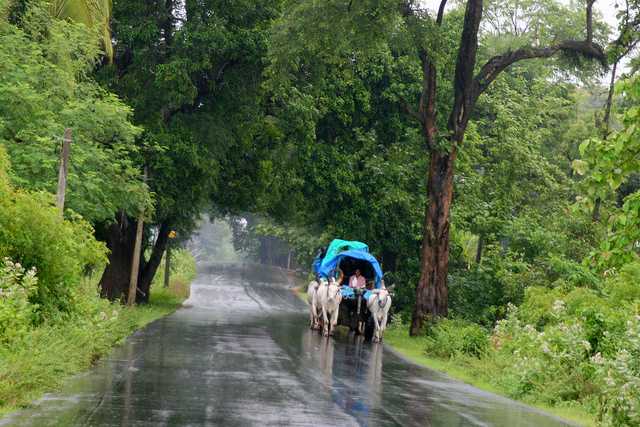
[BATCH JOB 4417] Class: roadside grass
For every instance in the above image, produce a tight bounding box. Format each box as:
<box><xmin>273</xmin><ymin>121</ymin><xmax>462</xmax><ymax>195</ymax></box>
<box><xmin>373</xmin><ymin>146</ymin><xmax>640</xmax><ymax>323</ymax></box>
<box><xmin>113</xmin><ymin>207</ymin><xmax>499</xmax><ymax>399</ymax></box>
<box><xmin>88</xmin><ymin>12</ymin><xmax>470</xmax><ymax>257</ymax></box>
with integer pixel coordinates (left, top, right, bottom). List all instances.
<box><xmin>0</xmin><ymin>252</ymin><xmax>195</xmax><ymax>417</ymax></box>
<box><xmin>384</xmin><ymin>325</ymin><xmax>596</xmax><ymax>427</ymax></box>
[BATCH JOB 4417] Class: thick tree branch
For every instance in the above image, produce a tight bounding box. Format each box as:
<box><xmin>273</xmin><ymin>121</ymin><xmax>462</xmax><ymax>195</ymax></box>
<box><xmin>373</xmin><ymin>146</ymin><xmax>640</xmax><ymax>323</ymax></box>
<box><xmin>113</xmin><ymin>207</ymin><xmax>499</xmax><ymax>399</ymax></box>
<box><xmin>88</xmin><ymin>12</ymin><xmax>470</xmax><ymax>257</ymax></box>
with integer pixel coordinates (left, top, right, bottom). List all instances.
<box><xmin>436</xmin><ymin>0</ymin><xmax>447</xmax><ymax>24</ymax></box>
<box><xmin>401</xmin><ymin>0</ymin><xmax>447</xmax><ymax>145</ymax></box>
<box><xmin>418</xmin><ymin>50</ymin><xmax>438</xmax><ymax>146</ymax></box>
<box><xmin>473</xmin><ymin>41</ymin><xmax>606</xmax><ymax>100</ymax></box>
<box><xmin>448</xmin><ymin>0</ymin><xmax>483</xmax><ymax>139</ymax></box>
<box><xmin>603</xmin><ymin>60</ymin><xmax>618</xmax><ymax>137</ymax></box>
<box><xmin>472</xmin><ymin>0</ymin><xmax>606</xmax><ymax>104</ymax></box>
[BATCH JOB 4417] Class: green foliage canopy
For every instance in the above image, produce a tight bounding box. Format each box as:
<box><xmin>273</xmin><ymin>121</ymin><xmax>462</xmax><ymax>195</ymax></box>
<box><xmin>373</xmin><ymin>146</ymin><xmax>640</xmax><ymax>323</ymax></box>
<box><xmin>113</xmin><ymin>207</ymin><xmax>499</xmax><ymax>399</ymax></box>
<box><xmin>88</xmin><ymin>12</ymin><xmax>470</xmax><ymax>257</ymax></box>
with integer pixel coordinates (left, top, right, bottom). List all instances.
<box><xmin>0</xmin><ymin>1</ymin><xmax>148</xmax><ymax>223</ymax></box>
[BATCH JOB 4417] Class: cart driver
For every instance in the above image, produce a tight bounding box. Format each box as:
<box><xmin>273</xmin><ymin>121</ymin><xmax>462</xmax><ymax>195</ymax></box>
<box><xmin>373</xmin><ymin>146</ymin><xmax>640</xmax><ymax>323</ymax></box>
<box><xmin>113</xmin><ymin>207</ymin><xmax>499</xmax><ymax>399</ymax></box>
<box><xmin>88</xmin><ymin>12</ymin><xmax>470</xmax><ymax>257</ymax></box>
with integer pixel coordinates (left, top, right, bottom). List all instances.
<box><xmin>349</xmin><ymin>269</ymin><xmax>366</xmax><ymax>289</ymax></box>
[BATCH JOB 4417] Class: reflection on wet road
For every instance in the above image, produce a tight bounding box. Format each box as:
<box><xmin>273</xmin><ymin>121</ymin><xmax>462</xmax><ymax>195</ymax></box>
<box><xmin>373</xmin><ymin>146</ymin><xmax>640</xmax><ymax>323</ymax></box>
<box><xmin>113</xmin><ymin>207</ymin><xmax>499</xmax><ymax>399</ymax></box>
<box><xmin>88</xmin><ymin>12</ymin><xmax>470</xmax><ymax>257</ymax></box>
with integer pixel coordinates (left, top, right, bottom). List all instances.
<box><xmin>1</xmin><ymin>264</ymin><xmax>574</xmax><ymax>426</ymax></box>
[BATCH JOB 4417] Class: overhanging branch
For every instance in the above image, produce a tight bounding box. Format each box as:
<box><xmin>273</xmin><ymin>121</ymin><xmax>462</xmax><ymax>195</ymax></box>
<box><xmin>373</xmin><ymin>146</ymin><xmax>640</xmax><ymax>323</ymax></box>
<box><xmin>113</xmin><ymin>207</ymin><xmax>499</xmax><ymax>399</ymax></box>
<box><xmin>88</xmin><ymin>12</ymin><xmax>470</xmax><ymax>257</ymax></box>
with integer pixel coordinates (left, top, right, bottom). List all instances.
<box><xmin>472</xmin><ymin>0</ymin><xmax>606</xmax><ymax>102</ymax></box>
<box><xmin>436</xmin><ymin>0</ymin><xmax>447</xmax><ymax>24</ymax></box>
<box><xmin>473</xmin><ymin>40</ymin><xmax>606</xmax><ymax>99</ymax></box>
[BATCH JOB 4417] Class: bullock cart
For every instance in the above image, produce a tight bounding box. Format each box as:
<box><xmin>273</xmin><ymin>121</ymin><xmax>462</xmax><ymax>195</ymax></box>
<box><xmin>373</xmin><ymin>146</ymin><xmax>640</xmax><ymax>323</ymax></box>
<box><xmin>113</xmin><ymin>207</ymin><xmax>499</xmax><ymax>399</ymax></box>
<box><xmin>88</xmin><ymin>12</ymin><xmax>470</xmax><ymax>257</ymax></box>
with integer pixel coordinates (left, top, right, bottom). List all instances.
<box><xmin>313</xmin><ymin>240</ymin><xmax>388</xmax><ymax>341</ymax></box>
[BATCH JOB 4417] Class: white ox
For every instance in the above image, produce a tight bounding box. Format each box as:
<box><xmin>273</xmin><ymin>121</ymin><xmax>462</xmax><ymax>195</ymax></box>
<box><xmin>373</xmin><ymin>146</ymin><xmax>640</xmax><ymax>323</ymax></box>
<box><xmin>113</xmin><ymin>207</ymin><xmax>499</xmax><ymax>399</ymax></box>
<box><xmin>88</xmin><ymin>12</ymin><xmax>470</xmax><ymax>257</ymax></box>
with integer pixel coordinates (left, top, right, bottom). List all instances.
<box><xmin>318</xmin><ymin>277</ymin><xmax>342</xmax><ymax>336</ymax></box>
<box><xmin>306</xmin><ymin>280</ymin><xmax>321</xmax><ymax>330</ymax></box>
<box><xmin>366</xmin><ymin>289</ymin><xmax>391</xmax><ymax>343</ymax></box>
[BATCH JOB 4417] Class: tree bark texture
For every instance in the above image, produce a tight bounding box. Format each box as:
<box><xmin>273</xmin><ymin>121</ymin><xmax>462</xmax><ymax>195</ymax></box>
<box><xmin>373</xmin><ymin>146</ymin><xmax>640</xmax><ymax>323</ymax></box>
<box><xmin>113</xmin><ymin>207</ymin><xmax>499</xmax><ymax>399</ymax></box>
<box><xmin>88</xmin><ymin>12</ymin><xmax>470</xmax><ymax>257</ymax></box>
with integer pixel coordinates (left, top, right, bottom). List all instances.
<box><xmin>137</xmin><ymin>222</ymin><xmax>171</xmax><ymax>303</ymax></box>
<box><xmin>411</xmin><ymin>148</ymin><xmax>457</xmax><ymax>335</ymax></box>
<box><xmin>99</xmin><ymin>214</ymin><xmax>136</xmax><ymax>301</ymax></box>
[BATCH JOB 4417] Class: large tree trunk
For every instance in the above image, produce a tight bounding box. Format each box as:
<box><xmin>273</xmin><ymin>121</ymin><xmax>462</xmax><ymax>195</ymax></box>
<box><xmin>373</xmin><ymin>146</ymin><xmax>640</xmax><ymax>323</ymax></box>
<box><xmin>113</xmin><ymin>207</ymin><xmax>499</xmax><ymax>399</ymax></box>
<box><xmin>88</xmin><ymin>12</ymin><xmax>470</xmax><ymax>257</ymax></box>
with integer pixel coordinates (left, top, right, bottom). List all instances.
<box><xmin>99</xmin><ymin>213</ymin><xmax>137</xmax><ymax>301</ymax></box>
<box><xmin>410</xmin><ymin>148</ymin><xmax>457</xmax><ymax>335</ymax></box>
<box><xmin>137</xmin><ymin>222</ymin><xmax>171</xmax><ymax>304</ymax></box>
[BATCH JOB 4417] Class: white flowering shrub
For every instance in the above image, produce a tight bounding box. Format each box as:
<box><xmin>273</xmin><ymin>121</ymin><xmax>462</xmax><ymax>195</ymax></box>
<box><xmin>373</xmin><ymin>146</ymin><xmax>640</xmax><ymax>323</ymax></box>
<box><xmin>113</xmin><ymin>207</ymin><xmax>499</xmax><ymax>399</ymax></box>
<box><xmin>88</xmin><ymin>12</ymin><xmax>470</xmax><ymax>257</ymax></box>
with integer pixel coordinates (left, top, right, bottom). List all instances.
<box><xmin>489</xmin><ymin>284</ymin><xmax>640</xmax><ymax>424</ymax></box>
<box><xmin>0</xmin><ymin>258</ymin><xmax>37</xmax><ymax>343</ymax></box>
<box><xmin>593</xmin><ymin>315</ymin><xmax>640</xmax><ymax>426</ymax></box>
<box><xmin>492</xmin><ymin>302</ymin><xmax>595</xmax><ymax>404</ymax></box>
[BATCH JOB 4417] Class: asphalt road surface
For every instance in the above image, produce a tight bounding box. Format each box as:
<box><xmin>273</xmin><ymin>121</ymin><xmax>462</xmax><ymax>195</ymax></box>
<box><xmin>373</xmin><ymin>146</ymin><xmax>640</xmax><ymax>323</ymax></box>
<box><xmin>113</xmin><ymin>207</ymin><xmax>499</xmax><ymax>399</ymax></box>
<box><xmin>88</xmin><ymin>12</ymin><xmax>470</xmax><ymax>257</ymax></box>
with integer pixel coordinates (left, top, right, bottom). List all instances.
<box><xmin>1</xmin><ymin>264</ymin><xmax>574</xmax><ymax>427</ymax></box>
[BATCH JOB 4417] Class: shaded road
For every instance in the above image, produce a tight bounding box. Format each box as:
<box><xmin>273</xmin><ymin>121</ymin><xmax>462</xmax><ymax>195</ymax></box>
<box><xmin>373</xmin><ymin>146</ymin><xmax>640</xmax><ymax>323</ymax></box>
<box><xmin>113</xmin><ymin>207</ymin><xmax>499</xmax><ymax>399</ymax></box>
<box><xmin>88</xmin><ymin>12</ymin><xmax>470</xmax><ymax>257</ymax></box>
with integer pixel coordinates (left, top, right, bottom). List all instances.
<box><xmin>2</xmin><ymin>264</ymin><xmax>574</xmax><ymax>426</ymax></box>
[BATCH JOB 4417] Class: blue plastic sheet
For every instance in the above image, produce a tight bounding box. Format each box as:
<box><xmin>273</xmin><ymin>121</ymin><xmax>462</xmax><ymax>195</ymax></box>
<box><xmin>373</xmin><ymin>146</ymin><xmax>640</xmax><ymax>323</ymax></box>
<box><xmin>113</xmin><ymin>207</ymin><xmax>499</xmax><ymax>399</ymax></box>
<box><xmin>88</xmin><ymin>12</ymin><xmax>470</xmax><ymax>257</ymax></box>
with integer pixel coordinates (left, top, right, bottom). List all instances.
<box><xmin>318</xmin><ymin>249</ymin><xmax>384</xmax><ymax>289</ymax></box>
<box><xmin>320</xmin><ymin>239</ymin><xmax>369</xmax><ymax>270</ymax></box>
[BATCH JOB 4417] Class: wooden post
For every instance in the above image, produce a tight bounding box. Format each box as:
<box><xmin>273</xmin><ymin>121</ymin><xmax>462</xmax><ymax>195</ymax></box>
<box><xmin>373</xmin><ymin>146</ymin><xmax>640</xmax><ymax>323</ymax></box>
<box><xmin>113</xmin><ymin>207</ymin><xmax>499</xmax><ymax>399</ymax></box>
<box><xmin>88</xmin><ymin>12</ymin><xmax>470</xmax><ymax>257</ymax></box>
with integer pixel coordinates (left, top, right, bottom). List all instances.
<box><xmin>127</xmin><ymin>215</ymin><xmax>144</xmax><ymax>306</ymax></box>
<box><xmin>287</xmin><ymin>249</ymin><xmax>292</xmax><ymax>271</ymax></box>
<box><xmin>163</xmin><ymin>246</ymin><xmax>171</xmax><ymax>288</ymax></box>
<box><xmin>56</xmin><ymin>128</ymin><xmax>72</xmax><ymax>215</ymax></box>
<box><xmin>127</xmin><ymin>168</ymin><xmax>147</xmax><ymax>306</ymax></box>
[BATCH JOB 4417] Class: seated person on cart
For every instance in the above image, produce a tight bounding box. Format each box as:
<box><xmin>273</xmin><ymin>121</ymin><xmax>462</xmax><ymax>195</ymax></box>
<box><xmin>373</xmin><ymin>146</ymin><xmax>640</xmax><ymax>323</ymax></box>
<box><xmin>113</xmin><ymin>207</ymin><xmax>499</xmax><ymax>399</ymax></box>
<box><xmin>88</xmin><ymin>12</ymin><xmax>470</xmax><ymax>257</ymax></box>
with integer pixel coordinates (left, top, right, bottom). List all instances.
<box><xmin>349</xmin><ymin>269</ymin><xmax>366</xmax><ymax>289</ymax></box>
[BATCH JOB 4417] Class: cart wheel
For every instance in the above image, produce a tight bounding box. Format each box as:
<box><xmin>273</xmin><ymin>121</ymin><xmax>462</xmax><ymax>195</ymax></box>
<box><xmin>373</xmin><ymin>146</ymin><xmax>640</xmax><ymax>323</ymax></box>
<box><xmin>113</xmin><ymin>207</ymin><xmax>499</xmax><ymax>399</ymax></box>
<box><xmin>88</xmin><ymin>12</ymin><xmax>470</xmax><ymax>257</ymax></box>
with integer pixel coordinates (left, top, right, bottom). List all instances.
<box><xmin>364</xmin><ymin>316</ymin><xmax>375</xmax><ymax>342</ymax></box>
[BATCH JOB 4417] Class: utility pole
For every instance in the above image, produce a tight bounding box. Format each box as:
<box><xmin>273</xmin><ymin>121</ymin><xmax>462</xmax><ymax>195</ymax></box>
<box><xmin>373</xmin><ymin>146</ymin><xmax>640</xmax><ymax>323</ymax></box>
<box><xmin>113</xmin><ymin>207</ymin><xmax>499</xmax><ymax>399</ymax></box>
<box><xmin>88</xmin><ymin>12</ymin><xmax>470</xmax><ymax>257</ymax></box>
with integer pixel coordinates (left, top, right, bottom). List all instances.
<box><xmin>163</xmin><ymin>246</ymin><xmax>171</xmax><ymax>288</ymax></box>
<box><xmin>127</xmin><ymin>168</ymin><xmax>147</xmax><ymax>306</ymax></box>
<box><xmin>56</xmin><ymin>128</ymin><xmax>72</xmax><ymax>215</ymax></box>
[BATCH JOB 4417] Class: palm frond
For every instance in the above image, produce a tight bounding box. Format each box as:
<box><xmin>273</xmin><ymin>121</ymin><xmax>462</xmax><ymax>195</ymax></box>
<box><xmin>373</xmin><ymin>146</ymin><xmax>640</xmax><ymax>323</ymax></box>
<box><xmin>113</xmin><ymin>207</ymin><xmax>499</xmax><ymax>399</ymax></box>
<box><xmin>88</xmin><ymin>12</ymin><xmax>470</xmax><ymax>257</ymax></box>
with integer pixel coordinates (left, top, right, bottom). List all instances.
<box><xmin>49</xmin><ymin>0</ymin><xmax>113</xmax><ymax>63</ymax></box>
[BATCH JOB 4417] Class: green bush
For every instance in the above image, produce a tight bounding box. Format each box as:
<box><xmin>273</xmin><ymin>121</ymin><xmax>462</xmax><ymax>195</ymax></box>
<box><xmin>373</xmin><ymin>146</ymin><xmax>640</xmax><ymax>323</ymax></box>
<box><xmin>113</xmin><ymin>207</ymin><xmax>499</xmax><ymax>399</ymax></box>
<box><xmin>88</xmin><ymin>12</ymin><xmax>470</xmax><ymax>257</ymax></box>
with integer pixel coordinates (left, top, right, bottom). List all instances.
<box><xmin>0</xmin><ymin>146</ymin><xmax>106</xmax><ymax>320</ymax></box>
<box><xmin>605</xmin><ymin>261</ymin><xmax>640</xmax><ymax>302</ymax></box>
<box><xmin>424</xmin><ymin>318</ymin><xmax>490</xmax><ymax>359</ymax></box>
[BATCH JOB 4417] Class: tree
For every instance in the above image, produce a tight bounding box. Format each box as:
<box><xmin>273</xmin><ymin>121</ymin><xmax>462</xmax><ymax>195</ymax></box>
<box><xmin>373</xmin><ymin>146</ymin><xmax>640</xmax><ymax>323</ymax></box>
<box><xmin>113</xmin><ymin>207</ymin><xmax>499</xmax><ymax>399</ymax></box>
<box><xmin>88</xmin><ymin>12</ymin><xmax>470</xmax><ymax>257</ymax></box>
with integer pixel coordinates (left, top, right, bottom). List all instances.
<box><xmin>403</xmin><ymin>0</ymin><xmax>608</xmax><ymax>334</ymax></box>
<box><xmin>96</xmin><ymin>0</ymin><xmax>281</xmax><ymax>302</ymax></box>
<box><xmin>0</xmin><ymin>1</ymin><xmax>148</xmax><ymax>224</ymax></box>
<box><xmin>268</xmin><ymin>0</ymin><xmax>611</xmax><ymax>334</ymax></box>
<box><xmin>260</xmin><ymin>40</ymin><xmax>430</xmax><ymax>300</ymax></box>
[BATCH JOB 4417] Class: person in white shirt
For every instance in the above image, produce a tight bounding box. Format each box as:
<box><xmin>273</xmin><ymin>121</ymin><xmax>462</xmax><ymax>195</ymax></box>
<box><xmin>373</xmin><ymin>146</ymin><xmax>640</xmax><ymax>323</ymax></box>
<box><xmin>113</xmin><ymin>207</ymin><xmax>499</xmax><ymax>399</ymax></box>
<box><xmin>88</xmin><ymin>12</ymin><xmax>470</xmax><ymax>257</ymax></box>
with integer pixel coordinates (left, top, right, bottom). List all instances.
<box><xmin>349</xmin><ymin>269</ymin><xmax>366</xmax><ymax>289</ymax></box>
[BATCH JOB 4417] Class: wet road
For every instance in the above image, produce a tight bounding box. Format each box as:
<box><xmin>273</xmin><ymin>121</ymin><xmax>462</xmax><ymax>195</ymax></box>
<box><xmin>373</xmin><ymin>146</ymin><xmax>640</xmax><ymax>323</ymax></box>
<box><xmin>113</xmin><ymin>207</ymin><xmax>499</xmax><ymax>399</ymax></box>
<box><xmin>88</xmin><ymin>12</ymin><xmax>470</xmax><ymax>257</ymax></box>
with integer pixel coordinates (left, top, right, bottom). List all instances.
<box><xmin>2</xmin><ymin>264</ymin><xmax>574</xmax><ymax>426</ymax></box>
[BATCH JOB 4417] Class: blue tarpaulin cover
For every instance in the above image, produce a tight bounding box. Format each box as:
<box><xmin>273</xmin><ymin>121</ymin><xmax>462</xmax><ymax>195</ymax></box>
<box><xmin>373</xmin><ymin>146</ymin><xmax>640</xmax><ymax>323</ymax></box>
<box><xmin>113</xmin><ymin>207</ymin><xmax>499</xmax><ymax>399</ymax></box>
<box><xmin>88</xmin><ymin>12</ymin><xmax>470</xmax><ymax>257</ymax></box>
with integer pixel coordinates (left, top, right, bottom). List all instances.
<box><xmin>318</xmin><ymin>249</ymin><xmax>384</xmax><ymax>289</ymax></box>
<box><xmin>311</xmin><ymin>256</ymin><xmax>322</xmax><ymax>273</ymax></box>
<box><xmin>320</xmin><ymin>239</ymin><xmax>369</xmax><ymax>269</ymax></box>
